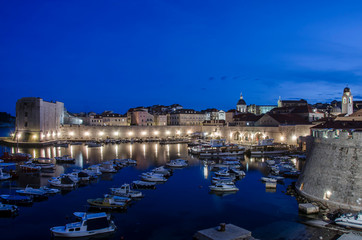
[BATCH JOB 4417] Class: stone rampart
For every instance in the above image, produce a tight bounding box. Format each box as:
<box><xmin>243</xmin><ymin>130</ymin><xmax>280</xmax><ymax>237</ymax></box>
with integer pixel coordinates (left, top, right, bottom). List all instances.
<box><xmin>296</xmin><ymin>131</ymin><xmax>362</xmax><ymax>211</ymax></box>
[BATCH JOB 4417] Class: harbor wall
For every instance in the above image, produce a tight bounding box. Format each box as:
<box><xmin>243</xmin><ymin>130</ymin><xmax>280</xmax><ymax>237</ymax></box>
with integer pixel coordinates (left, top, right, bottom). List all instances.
<box><xmin>296</xmin><ymin>131</ymin><xmax>362</xmax><ymax>211</ymax></box>
<box><xmin>54</xmin><ymin>124</ymin><xmax>312</xmax><ymax>145</ymax></box>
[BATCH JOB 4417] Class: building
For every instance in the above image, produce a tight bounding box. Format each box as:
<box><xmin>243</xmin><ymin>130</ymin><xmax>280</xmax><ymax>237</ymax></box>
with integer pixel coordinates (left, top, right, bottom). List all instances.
<box><xmin>341</xmin><ymin>87</ymin><xmax>353</xmax><ymax>115</ymax></box>
<box><xmin>169</xmin><ymin>109</ymin><xmax>205</xmax><ymax>125</ymax></box>
<box><xmin>247</xmin><ymin>104</ymin><xmax>277</xmax><ymax>115</ymax></box>
<box><xmin>236</xmin><ymin>92</ymin><xmax>247</xmax><ymax>113</ymax></box>
<box><xmin>15</xmin><ymin>97</ymin><xmax>64</xmax><ymax>142</ymax></box>
<box><xmin>89</xmin><ymin>113</ymin><xmax>128</xmax><ymax>126</ymax></box>
<box><xmin>154</xmin><ymin>114</ymin><xmax>167</xmax><ymax>126</ymax></box>
<box><xmin>131</xmin><ymin>110</ymin><xmax>154</xmax><ymax>126</ymax></box>
<box><xmin>277</xmin><ymin>99</ymin><xmax>308</xmax><ymax>108</ymax></box>
<box><xmin>232</xmin><ymin>113</ymin><xmax>261</xmax><ymax>126</ymax></box>
<box><xmin>255</xmin><ymin>113</ymin><xmax>309</xmax><ymax>127</ymax></box>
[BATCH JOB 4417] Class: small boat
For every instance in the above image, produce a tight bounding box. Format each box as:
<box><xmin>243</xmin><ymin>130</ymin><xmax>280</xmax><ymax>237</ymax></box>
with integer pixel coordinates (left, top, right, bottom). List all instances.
<box><xmin>50</xmin><ymin>212</ymin><xmax>116</xmax><ymax>238</ymax></box>
<box><xmin>151</xmin><ymin>166</ymin><xmax>172</xmax><ymax>177</ymax></box>
<box><xmin>229</xmin><ymin>168</ymin><xmax>245</xmax><ymax>177</ymax></box>
<box><xmin>114</xmin><ymin>158</ymin><xmax>137</xmax><ymax>166</ymax></box>
<box><xmin>48</xmin><ymin>176</ymin><xmax>76</xmax><ymax>188</ymax></box>
<box><xmin>86</xmin><ymin>142</ymin><xmax>103</xmax><ymax>148</ymax></box>
<box><xmin>165</xmin><ymin>159</ymin><xmax>188</xmax><ymax>168</ymax></box>
<box><xmin>140</xmin><ymin>173</ymin><xmax>167</xmax><ymax>182</ymax></box>
<box><xmin>261</xmin><ymin>177</ymin><xmax>277</xmax><ymax>183</ymax></box>
<box><xmin>87</xmin><ymin>165</ymin><xmax>102</xmax><ymax>176</ymax></box>
<box><xmin>132</xmin><ymin>180</ymin><xmax>156</xmax><ymax>189</ymax></box>
<box><xmin>335</xmin><ymin>211</ymin><xmax>362</xmax><ymax>229</ymax></box>
<box><xmin>100</xmin><ymin>162</ymin><xmax>117</xmax><ymax>173</ymax></box>
<box><xmin>267</xmin><ymin>175</ymin><xmax>285</xmax><ymax>181</ymax></box>
<box><xmin>0</xmin><ymin>152</ymin><xmax>31</xmax><ymax>162</ymax></box>
<box><xmin>214</xmin><ymin>168</ymin><xmax>230</xmax><ymax>177</ymax></box>
<box><xmin>0</xmin><ymin>202</ymin><xmax>18</xmax><ymax>216</ymax></box>
<box><xmin>70</xmin><ymin>171</ymin><xmax>90</xmax><ymax>182</ymax></box>
<box><xmin>54</xmin><ymin>142</ymin><xmax>69</xmax><ymax>148</ymax></box>
<box><xmin>40</xmin><ymin>186</ymin><xmax>60</xmax><ymax>194</ymax></box>
<box><xmin>283</xmin><ymin>170</ymin><xmax>300</xmax><ymax>178</ymax></box>
<box><xmin>20</xmin><ymin>163</ymin><xmax>41</xmax><ymax>172</ymax></box>
<box><xmin>55</xmin><ymin>155</ymin><xmax>75</xmax><ymax>163</ymax></box>
<box><xmin>87</xmin><ymin>195</ymin><xmax>130</xmax><ymax>210</ymax></box>
<box><xmin>61</xmin><ymin>173</ymin><xmax>79</xmax><ymax>184</ymax></box>
<box><xmin>26</xmin><ymin>158</ymin><xmax>55</xmax><ymax>170</ymax></box>
<box><xmin>0</xmin><ymin>168</ymin><xmax>11</xmax><ymax>180</ymax></box>
<box><xmin>69</xmin><ymin>142</ymin><xmax>83</xmax><ymax>145</ymax></box>
<box><xmin>110</xmin><ymin>184</ymin><xmax>144</xmax><ymax>198</ymax></box>
<box><xmin>16</xmin><ymin>186</ymin><xmax>48</xmax><ymax>198</ymax></box>
<box><xmin>211</xmin><ymin>176</ymin><xmax>236</xmax><ymax>185</ymax></box>
<box><xmin>209</xmin><ymin>183</ymin><xmax>239</xmax><ymax>192</ymax></box>
<box><xmin>0</xmin><ymin>194</ymin><xmax>33</xmax><ymax>205</ymax></box>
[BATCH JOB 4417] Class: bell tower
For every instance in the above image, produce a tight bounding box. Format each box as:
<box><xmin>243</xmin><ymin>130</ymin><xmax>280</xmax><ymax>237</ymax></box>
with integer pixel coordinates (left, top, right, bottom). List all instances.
<box><xmin>341</xmin><ymin>87</ymin><xmax>353</xmax><ymax>115</ymax></box>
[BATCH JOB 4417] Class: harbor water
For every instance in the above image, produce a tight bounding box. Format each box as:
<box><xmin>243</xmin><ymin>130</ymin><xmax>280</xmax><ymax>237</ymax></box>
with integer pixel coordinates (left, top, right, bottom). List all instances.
<box><xmin>0</xmin><ymin>129</ymin><xmax>311</xmax><ymax>239</ymax></box>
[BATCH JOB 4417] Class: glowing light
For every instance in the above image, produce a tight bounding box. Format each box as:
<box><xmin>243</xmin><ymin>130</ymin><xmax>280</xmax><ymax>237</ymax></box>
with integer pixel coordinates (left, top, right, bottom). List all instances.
<box><xmin>16</xmin><ymin>133</ymin><xmax>21</xmax><ymax>138</ymax></box>
<box><xmin>292</xmin><ymin>135</ymin><xmax>297</xmax><ymax>141</ymax></box>
<box><xmin>165</xmin><ymin>131</ymin><xmax>171</xmax><ymax>135</ymax></box>
<box><xmin>84</xmin><ymin>132</ymin><xmax>90</xmax><ymax>136</ymax></box>
<box><xmin>204</xmin><ymin>132</ymin><xmax>208</xmax><ymax>136</ymax></box>
<box><xmin>154</xmin><ymin>131</ymin><xmax>159</xmax><ymax>135</ymax></box>
<box><xmin>99</xmin><ymin>131</ymin><xmax>104</xmax><ymax>136</ymax></box>
<box><xmin>203</xmin><ymin>165</ymin><xmax>209</xmax><ymax>179</ymax></box>
<box><xmin>113</xmin><ymin>131</ymin><xmax>119</xmax><ymax>136</ymax></box>
<box><xmin>32</xmin><ymin>135</ymin><xmax>37</xmax><ymax>140</ymax></box>
<box><xmin>324</xmin><ymin>190</ymin><xmax>332</xmax><ymax>200</ymax></box>
<box><xmin>52</xmin><ymin>132</ymin><xmax>56</xmax><ymax>137</ymax></box>
<box><xmin>280</xmin><ymin>136</ymin><xmax>285</xmax><ymax>141</ymax></box>
<box><xmin>69</xmin><ymin>131</ymin><xmax>74</xmax><ymax>136</ymax></box>
<box><xmin>47</xmin><ymin>133</ymin><xmax>51</xmax><ymax>137</ymax></box>
<box><xmin>263</xmin><ymin>134</ymin><xmax>267</xmax><ymax>139</ymax></box>
<box><xmin>128</xmin><ymin>131</ymin><xmax>134</xmax><ymax>136</ymax></box>
<box><xmin>187</xmin><ymin>130</ymin><xmax>192</xmax><ymax>134</ymax></box>
<box><xmin>176</xmin><ymin>130</ymin><xmax>181</xmax><ymax>135</ymax></box>
<box><xmin>57</xmin><ymin>132</ymin><xmax>61</xmax><ymax>136</ymax></box>
<box><xmin>229</xmin><ymin>132</ymin><xmax>233</xmax><ymax>138</ymax></box>
<box><xmin>141</xmin><ymin>131</ymin><xmax>147</xmax><ymax>136</ymax></box>
<box><xmin>41</xmin><ymin>134</ymin><xmax>45</xmax><ymax>139</ymax></box>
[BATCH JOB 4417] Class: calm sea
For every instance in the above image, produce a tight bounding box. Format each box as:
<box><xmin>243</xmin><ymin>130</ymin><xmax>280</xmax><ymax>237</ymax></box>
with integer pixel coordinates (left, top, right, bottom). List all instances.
<box><xmin>0</xmin><ymin>129</ymin><xmax>312</xmax><ymax>240</ymax></box>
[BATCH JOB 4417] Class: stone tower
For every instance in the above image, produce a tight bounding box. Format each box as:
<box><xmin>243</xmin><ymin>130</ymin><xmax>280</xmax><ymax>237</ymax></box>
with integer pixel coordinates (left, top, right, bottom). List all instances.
<box><xmin>341</xmin><ymin>87</ymin><xmax>353</xmax><ymax>115</ymax></box>
<box><xmin>236</xmin><ymin>92</ymin><xmax>247</xmax><ymax>113</ymax></box>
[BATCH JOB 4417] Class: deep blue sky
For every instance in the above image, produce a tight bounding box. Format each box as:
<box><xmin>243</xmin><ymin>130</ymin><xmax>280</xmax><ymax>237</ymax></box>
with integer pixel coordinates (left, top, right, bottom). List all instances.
<box><xmin>1</xmin><ymin>0</ymin><xmax>362</xmax><ymax>115</ymax></box>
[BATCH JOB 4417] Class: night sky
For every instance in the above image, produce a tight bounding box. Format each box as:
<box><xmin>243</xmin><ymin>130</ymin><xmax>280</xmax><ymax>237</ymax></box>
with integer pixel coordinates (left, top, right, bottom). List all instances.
<box><xmin>1</xmin><ymin>0</ymin><xmax>362</xmax><ymax>115</ymax></box>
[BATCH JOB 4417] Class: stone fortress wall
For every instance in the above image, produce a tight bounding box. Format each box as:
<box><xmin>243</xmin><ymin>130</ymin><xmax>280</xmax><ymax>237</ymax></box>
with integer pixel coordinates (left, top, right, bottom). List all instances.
<box><xmin>296</xmin><ymin>131</ymin><xmax>362</xmax><ymax>211</ymax></box>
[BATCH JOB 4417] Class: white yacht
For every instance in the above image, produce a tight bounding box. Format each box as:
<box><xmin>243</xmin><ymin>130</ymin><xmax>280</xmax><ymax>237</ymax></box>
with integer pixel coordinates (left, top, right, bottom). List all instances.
<box><xmin>50</xmin><ymin>212</ymin><xmax>116</xmax><ymax>238</ymax></box>
<box><xmin>141</xmin><ymin>173</ymin><xmax>167</xmax><ymax>182</ymax></box>
<box><xmin>166</xmin><ymin>159</ymin><xmax>188</xmax><ymax>168</ymax></box>
<box><xmin>48</xmin><ymin>176</ymin><xmax>76</xmax><ymax>188</ymax></box>
<box><xmin>335</xmin><ymin>212</ymin><xmax>362</xmax><ymax>229</ymax></box>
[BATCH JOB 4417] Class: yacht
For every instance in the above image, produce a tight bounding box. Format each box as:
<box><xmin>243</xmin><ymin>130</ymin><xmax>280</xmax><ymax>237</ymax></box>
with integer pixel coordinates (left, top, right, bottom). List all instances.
<box><xmin>209</xmin><ymin>183</ymin><xmax>239</xmax><ymax>192</ymax></box>
<box><xmin>16</xmin><ymin>186</ymin><xmax>48</xmax><ymax>198</ymax></box>
<box><xmin>165</xmin><ymin>159</ymin><xmax>188</xmax><ymax>168</ymax></box>
<box><xmin>50</xmin><ymin>212</ymin><xmax>116</xmax><ymax>237</ymax></box>
<box><xmin>110</xmin><ymin>184</ymin><xmax>144</xmax><ymax>198</ymax></box>
<box><xmin>48</xmin><ymin>176</ymin><xmax>76</xmax><ymax>188</ymax></box>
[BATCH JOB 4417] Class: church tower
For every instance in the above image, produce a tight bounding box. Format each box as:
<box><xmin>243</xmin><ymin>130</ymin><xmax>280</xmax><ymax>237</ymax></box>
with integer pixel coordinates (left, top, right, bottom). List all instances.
<box><xmin>236</xmin><ymin>92</ymin><xmax>247</xmax><ymax>113</ymax></box>
<box><xmin>341</xmin><ymin>87</ymin><xmax>353</xmax><ymax>115</ymax></box>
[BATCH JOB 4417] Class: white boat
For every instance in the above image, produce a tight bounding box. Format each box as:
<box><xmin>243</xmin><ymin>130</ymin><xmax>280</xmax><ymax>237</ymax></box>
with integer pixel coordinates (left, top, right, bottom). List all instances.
<box><xmin>110</xmin><ymin>184</ymin><xmax>144</xmax><ymax>198</ymax></box>
<box><xmin>16</xmin><ymin>186</ymin><xmax>48</xmax><ymax>198</ymax></box>
<box><xmin>166</xmin><ymin>159</ymin><xmax>188</xmax><ymax>168</ymax></box>
<box><xmin>48</xmin><ymin>176</ymin><xmax>76</xmax><ymax>188</ymax></box>
<box><xmin>209</xmin><ymin>183</ymin><xmax>239</xmax><ymax>192</ymax></box>
<box><xmin>229</xmin><ymin>168</ymin><xmax>245</xmax><ymax>177</ymax></box>
<box><xmin>100</xmin><ymin>162</ymin><xmax>117</xmax><ymax>173</ymax></box>
<box><xmin>50</xmin><ymin>212</ymin><xmax>116</xmax><ymax>238</ymax></box>
<box><xmin>61</xmin><ymin>173</ymin><xmax>79</xmax><ymax>184</ymax></box>
<box><xmin>267</xmin><ymin>175</ymin><xmax>285</xmax><ymax>181</ymax></box>
<box><xmin>141</xmin><ymin>173</ymin><xmax>167</xmax><ymax>182</ymax></box>
<box><xmin>70</xmin><ymin>171</ymin><xmax>90</xmax><ymax>182</ymax></box>
<box><xmin>86</xmin><ymin>165</ymin><xmax>102</xmax><ymax>176</ymax></box>
<box><xmin>261</xmin><ymin>177</ymin><xmax>277</xmax><ymax>183</ymax></box>
<box><xmin>55</xmin><ymin>155</ymin><xmax>75</xmax><ymax>163</ymax></box>
<box><xmin>335</xmin><ymin>212</ymin><xmax>362</xmax><ymax>229</ymax></box>
<box><xmin>26</xmin><ymin>158</ymin><xmax>55</xmax><ymax>170</ymax></box>
<box><xmin>132</xmin><ymin>180</ymin><xmax>156</xmax><ymax>189</ymax></box>
<box><xmin>0</xmin><ymin>168</ymin><xmax>11</xmax><ymax>180</ymax></box>
<box><xmin>40</xmin><ymin>186</ymin><xmax>60</xmax><ymax>194</ymax></box>
<box><xmin>151</xmin><ymin>166</ymin><xmax>172</xmax><ymax>176</ymax></box>
<box><xmin>214</xmin><ymin>168</ymin><xmax>230</xmax><ymax>177</ymax></box>
<box><xmin>0</xmin><ymin>202</ymin><xmax>18</xmax><ymax>215</ymax></box>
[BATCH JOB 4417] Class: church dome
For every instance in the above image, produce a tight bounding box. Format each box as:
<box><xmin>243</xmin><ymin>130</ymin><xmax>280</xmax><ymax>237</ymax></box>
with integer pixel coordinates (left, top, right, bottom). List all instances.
<box><xmin>237</xmin><ymin>99</ymin><xmax>246</xmax><ymax>105</ymax></box>
<box><xmin>344</xmin><ymin>87</ymin><xmax>350</xmax><ymax>93</ymax></box>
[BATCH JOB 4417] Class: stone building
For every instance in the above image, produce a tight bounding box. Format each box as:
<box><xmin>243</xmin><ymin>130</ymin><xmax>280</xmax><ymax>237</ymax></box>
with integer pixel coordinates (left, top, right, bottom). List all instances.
<box><xmin>296</xmin><ymin>120</ymin><xmax>362</xmax><ymax>210</ymax></box>
<box><xmin>89</xmin><ymin>113</ymin><xmax>128</xmax><ymax>126</ymax></box>
<box><xmin>247</xmin><ymin>104</ymin><xmax>277</xmax><ymax>115</ymax></box>
<box><xmin>15</xmin><ymin>97</ymin><xmax>64</xmax><ymax>142</ymax></box>
<box><xmin>154</xmin><ymin>114</ymin><xmax>167</xmax><ymax>126</ymax></box>
<box><xmin>131</xmin><ymin>110</ymin><xmax>154</xmax><ymax>126</ymax></box>
<box><xmin>277</xmin><ymin>99</ymin><xmax>308</xmax><ymax>108</ymax></box>
<box><xmin>169</xmin><ymin>109</ymin><xmax>205</xmax><ymax>125</ymax></box>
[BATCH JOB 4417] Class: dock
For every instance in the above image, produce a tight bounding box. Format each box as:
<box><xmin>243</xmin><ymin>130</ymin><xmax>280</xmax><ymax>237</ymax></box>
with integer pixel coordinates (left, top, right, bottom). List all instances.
<box><xmin>193</xmin><ymin>223</ymin><xmax>257</xmax><ymax>240</ymax></box>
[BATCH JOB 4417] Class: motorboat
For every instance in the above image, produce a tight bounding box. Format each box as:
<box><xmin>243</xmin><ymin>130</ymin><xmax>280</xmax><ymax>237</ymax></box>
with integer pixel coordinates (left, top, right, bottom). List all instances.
<box><xmin>16</xmin><ymin>186</ymin><xmax>48</xmax><ymax>198</ymax></box>
<box><xmin>209</xmin><ymin>183</ymin><xmax>239</xmax><ymax>192</ymax></box>
<box><xmin>0</xmin><ymin>194</ymin><xmax>33</xmax><ymax>205</ymax></box>
<box><xmin>70</xmin><ymin>171</ymin><xmax>90</xmax><ymax>182</ymax></box>
<box><xmin>166</xmin><ymin>159</ymin><xmax>188</xmax><ymax>168</ymax></box>
<box><xmin>0</xmin><ymin>152</ymin><xmax>31</xmax><ymax>162</ymax></box>
<box><xmin>267</xmin><ymin>174</ymin><xmax>285</xmax><ymax>181</ymax></box>
<box><xmin>87</xmin><ymin>165</ymin><xmax>102</xmax><ymax>176</ymax></box>
<box><xmin>191</xmin><ymin>139</ymin><xmax>245</xmax><ymax>158</ymax></box>
<box><xmin>132</xmin><ymin>180</ymin><xmax>156</xmax><ymax>189</ymax></box>
<box><xmin>0</xmin><ymin>168</ymin><xmax>11</xmax><ymax>180</ymax></box>
<box><xmin>151</xmin><ymin>166</ymin><xmax>172</xmax><ymax>177</ymax></box>
<box><xmin>250</xmin><ymin>139</ymin><xmax>289</xmax><ymax>156</ymax></box>
<box><xmin>69</xmin><ymin>142</ymin><xmax>83</xmax><ymax>145</ymax></box>
<box><xmin>140</xmin><ymin>173</ymin><xmax>167</xmax><ymax>182</ymax></box>
<box><xmin>100</xmin><ymin>162</ymin><xmax>117</xmax><ymax>173</ymax></box>
<box><xmin>26</xmin><ymin>158</ymin><xmax>55</xmax><ymax>170</ymax></box>
<box><xmin>87</xmin><ymin>195</ymin><xmax>130</xmax><ymax>210</ymax></box>
<box><xmin>261</xmin><ymin>177</ymin><xmax>277</xmax><ymax>183</ymax></box>
<box><xmin>0</xmin><ymin>202</ymin><xmax>18</xmax><ymax>216</ymax></box>
<box><xmin>86</xmin><ymin>142</ymin><xmax>103</xmax><ymax>148</ymax></box>
<box><xmin>50</xmin><ymin>212</ymin><xmax>116</xmax><ymax>237</ymax></box>
<box><xmin>48</xmin><ymin>176</ymin><xmax>76</xmax><ymax>188</ymax></box>
<box><xmin>61</xmin><ymin>173</ymin><xmax>79</xmax><ymax>184</ymax></box>
<box><xmin>110</xmin><ymin>184</ymin><xmax>144</xmax><ymax>198</ymax></box>
<box><xmin>20</xmin><ymin>163</ymin><xmax>41</xmax><ymax>172</ymax></box>
<box><xmin>55</xmin><ymin>155</ymin><xmax>75</xmax><ymax>163</ymax></box>
<box><xmin>54</xmin><ymin>142</ymin><xmax>69</xmax><ymax>148</ymax></box>
<box><xmin>214</xmin><ymin>168</ymin><xmax>230</xmax><ymax>177</ymax></box>
<box><xmin>335</xmin><ymin>211</ymin><xmax>362</xmax><ymax>229</ymax></box>
<box><xmin>115</xmin><ymin>158</ymin><xmax>137</xmax><ymax>166</ymax></box>
<box><xmin>229</xmin><ymin>168</ymin><xmax>246</xmax><ymax>177</ymax></box>
<box><xmin>40</xmin><ymin>186</ymin><xmax>60</xmax><ymax>194</ymax></box>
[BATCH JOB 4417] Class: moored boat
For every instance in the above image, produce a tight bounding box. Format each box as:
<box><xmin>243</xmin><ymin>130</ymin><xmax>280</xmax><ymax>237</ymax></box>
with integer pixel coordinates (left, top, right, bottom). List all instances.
<box><xmin>110</xmin><ymin>184</ymin><xmax>144</xmax><ymax>198</ymax></box>
<box><xmin>0</xmin><ymin>168</ymin><xmax>11</xmax><ymax>180</ymax></box>
<box><xmin>0</xmin><ymin>202</ymin><xmax>18</xmax><ymax>216</ymax></box>
<box><xmin>0</xmin><ymin>194</ymin><xmax>33</xmax><ymax>205</ymax></box>
<box><xmin>132</xmin><ymin>180</ymin><xmax>156</xmax><ymax>189</ymax></box>
<box><xmin>55</xmin><ymin>155</ymin><xmax>75</xmax><ymax>163</ymax></box>
<box><xmin>335</xmin><ymin>212</ymin><xmax>362</xmax><ymax>229</ymax></box>
<box><xmin>209</xmin><ymin>183</ymin><xmax>239</xmax><ymax>192</ymax></box>
<box><xmin>50</xmin><ymin>212</ymin><xmax>116</xmax><ymax>238</ymax></box>
<box><xmin>87</xmin><ymin>195</ymin><xmax>129</xmax><ymax>210</ymax></box>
